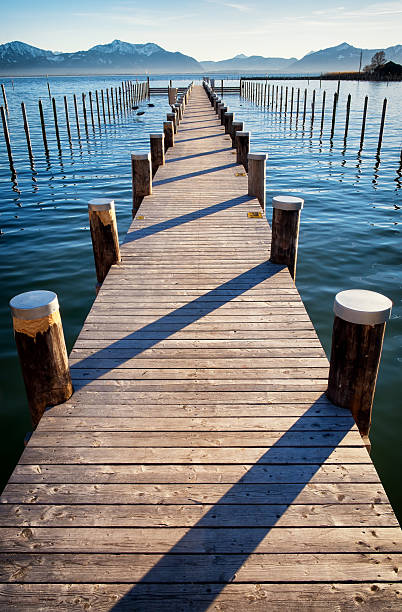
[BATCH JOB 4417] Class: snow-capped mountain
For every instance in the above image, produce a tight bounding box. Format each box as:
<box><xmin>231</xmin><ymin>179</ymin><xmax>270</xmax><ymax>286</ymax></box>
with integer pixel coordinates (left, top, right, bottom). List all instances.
<box><xmin>0</xmin><ymin>40</ymin><xmax>203</xmax><ymax>75</ymax></box>
<box><xmin>201</xmin><ymin>54</ymin><xmax>296</xmax><ymax>72</ymax></box>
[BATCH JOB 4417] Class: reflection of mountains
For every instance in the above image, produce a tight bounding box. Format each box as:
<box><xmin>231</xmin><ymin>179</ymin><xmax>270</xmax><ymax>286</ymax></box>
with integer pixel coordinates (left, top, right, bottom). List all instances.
<box><xmin>1</xmin><ymin>40</ymin><xmax>402</xmax><ymax>75</ymax></box>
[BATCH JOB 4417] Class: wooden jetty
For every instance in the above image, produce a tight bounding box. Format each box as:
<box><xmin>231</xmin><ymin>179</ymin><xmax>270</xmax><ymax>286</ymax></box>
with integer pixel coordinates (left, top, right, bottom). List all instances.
<box><xmin>1</xmin><ymin>85</ymin><xmax>401</xmax><ymax>610</ymax></box>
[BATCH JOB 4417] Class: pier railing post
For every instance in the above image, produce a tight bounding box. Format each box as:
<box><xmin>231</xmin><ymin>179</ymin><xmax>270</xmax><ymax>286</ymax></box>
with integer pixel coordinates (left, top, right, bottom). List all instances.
<box><xmin>327</xmin><ymin>289</ymin><xmax>392</xmax><ymax>445</ymax></box>
<box><xmin>163</xmin><ymin>121</ymin><xmax>174</xmax><ymax>150</ymax></box>
<box><xmin>131</xmin><ymin>152</ymin><xmax>152</xmax><ymax>217</ymax></box>
<box><xmin>150</xmin><ymin>133</ymin><xmax>165</xmax><ymax>175</ymax></box>
<box><xmin>236</xmin><ymin>131</ymin><xmax>250</xmax><ymax>170</ymax></box>
<box><xmin>88</xmin><ymin>198</ymin><xmax>121</xmax><ymax>288</ymax></box>
<box><xmin>248</xmin><ymin>152</ymin><xmax>267</xmax><ymax>210</ymax></box>
<box><xmin>9</xmin><ymin>290</ymin><xmax>73</xmax><ymax>428</ymax></box>
<box><xmin>167</xmin><ymin>112</ymin><xmax>177</xmax><ymax>134</ymax></box>
<box><xmin>224</xmin><ymin>112</ymin><xmax>234</xmax><ymax>135</ymax></box>
<box><xmin>270</xmin><ymin>195</ymin><xmax>304</xmax><ymax>280</ymax></box>
<box><xmin>219</xmin><ymin>105</ymin><xmax>228</xmax><ymax>125</ymax></box>
<box><xmin>231</xmin><ymin>120</ymin><xmax>244</xmax><ymax>148</ymax></box>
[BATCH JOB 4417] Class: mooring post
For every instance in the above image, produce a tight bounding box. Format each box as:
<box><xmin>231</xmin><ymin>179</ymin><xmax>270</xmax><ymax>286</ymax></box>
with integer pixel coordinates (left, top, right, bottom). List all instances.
<box><xmin>360</xmin><ymin>95</ymin><xmax>369</xmax><ymax>150</ymax></box>
<box><xmin>327</xmin><ymin>289</ymin><xmax>392</xmax><ymax>447</ymax></box>
<box><xmin>150</xmin><ymin>133</ymin><xmax>165</xmax><ymax>176</ymax></box>
<box><xmin>131</xmin><ymin>152</ymin><xmax>152</xmax><ymax>217</ymax></box>
<box><xmin>73</xmin><ymin>94</ymin><xmax>81</xmax><ymax>139</ymax></box>
<box><xmin>9</xmin><ymin>290</ymin><xmax>73</xmax><ymax>428</ymax></box>
<box><xmin>377</xmin><ymin>98</ymin><xmax>387</xmax><ymax>154</ymax></box>
<box><xmin>89</xmin><ymin>91</ymin><xmax>95</xmax><ymax>130</ymax></box>
<box><xmin>231</xmin><ymin>120</ymin><xmax>244</xmax><ymax>148</ymax></box>
<box><xmin>21</xmin><ymin>102</ymin><xmax>34</xmax><ymax>160</ymax></box>
<box><xmin>166</xmin><ymin>112</ymin><xmax>177</xmax><ymax>134</ymax></box>
<box><xmin>330</xmin><ymin>91</ymin><xmax>338</xmax><ymax>140</ymax></box>
<box><xmin>219</xmin><ymin>105</ymin><xmax>228</xmax><ymax>125</ymax></box>
<box><xmin>320</xmin><ymin>90</ymin><xmax>326</xmax><ymax>133</ymax></box>
<box><xmin>344</xmin><ymin>93</ymin><xmax>351</xmax><ymax>140</ymax></box>
<box><xmin>1</xmin><ymin>83</ymin><xmax>8</xmax><ymax>113</ymax></box>
<box><xmin>38</xmin><ymin>99</ymin><xmax>49</xmax><ymax>152</ymax></box>
<box><xmin>270</xmin><ymin>195</ymin><xmax>304</xmax><ymax>280</ymax></box>
<box><xmin>224</xmin><ymin>111</ymin><xmax>234</xmax><ymax>135</ymax></box>
<box><xmin>1</xmin><ymin>104</ymin><xmax>15</xmax><ymax>170</ymax></box>
<box><xmin>88</xmin><ymin>198</ymin><xmax>121</xmax><ymax>289</ymax></box>
<box><xmin>236</xmin><ymin>131</ymin><xmax>250</xmax><ymax>170</ymax></box>
<box><xmin>163</xmin><ymin>121</ymin><xmax>174</xmax><ymax>150</ymax></box>
<box><xmin>52</xmin><ymin>97</ymin><xmax>61</xmax><ymax>150</ymax></box>
<box><xmin>63</xmin><ymin>96</ymin><xmax>72</xmax><ymax>142</ymax></box>
<box><xmin>248</xmin><ymin>152</ymin><xmax>267</xmax><ymax>210</ymax></box>
<box><xmin>82</xmin><ymin>93</ymin><xmax>89</xmax><ymax>133</ymax></box>
<box><xmin>95</xmin><ymin>90</ymin><xmax>101</xmax><ymax>129</ymax></box>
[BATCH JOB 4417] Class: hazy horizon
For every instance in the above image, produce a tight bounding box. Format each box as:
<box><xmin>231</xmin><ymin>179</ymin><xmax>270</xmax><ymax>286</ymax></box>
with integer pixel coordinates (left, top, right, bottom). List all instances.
<box><xmin>3</xmin><ymin>0</ymin><xmax>402</xmax><ymax>61</ymax></box>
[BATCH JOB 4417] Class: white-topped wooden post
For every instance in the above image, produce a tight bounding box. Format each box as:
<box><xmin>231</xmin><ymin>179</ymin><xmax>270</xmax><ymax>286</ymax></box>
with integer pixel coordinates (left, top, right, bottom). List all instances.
<box><xmin>248</xmin><ymin>152</ymin><xmax>267</xmax><ymax>210</ymax></box>
<box><xmin>270</xmin><ymin>195</ymin><xmax>304</xmax><ymax>280</ymax></box>
<box><xmin>88</xmin><ymin>198</ymin><xmax>121</xmax><ymax>288</ymax></box>
<box><xmin>219</xmin><ymin>105</ymin><xmax>228</xmax><ymax>125</ymax></box>
<box><xmin>150</xmin><ymin>133</ymin><xmax>165</xmax><ymax>175</ymax></box>
<box><xmin>168</xmin><ymin>87</ymin><xmax>177</xmax><ymax>105</ymax></box>
<box><xmin>166</xmin><ymin>112</ymin><xmax>177</xmax><ymax>134</ymax></box>
<box><xmin>214</xmin><ymin>98</ymin><xmax>221</xmax><ymax>113</ymax></box>
<box><xmin>327</xmin><ymin>290</ymin><xmax>392</xmax><ymax>445</ymax></box>
<box><xmin>9</xmin><ymin>290</ymin><xmax>73</xmax><ymax>428</ymax></box>
<box><xmin>236</xmin><ymin>131</ymin><xmax>250</xmax><ymax>170</ymax></box>
<box><xmin>231</xmin><ymin>120</ymin><xmax>244</xmax><ymax>148</ymax></box>
<box><xmin>163</xmin><ymin>121</ymin><xmax>174</xmax><ymax>150</ymax></box>
<box><xmin>224</xmin><ymin>111</ymin><xmax>234</xmax><ymax>135</ymax></box>
<box><xmin>131</xmin><ymin>152</ymin><xmax>152</xmax><ymax>217</ymax></box>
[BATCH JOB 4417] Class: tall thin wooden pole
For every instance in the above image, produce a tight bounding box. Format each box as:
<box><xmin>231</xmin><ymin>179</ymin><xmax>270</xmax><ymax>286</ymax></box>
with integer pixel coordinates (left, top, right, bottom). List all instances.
<box><xmin>344</xmin><ymin>93</ymin><xmax>351</xmax><ymax>140</ymax></box>
<box><xmin>82</xmin><ymin>93</ymin><xmax>88</xmax><ymax>134</ymax></box>
<box><xmin>302</xmin><ymin>89</ymin><xmax>307</xmax><ymax>126</ymax></box>
<box><xmin>21</xmin><ymin>102</ymin><xmax>34</xmax><ymax>160</ymax></box>
<box><xmin>38</xmin><ymin>99</ymin><xmax>49</xmax><ymax>153</ymax></box>
<box><xmin>1</xmin><ymin>105</ymin><xmax>15</xmax><ymax>169</ymax></box>
<box><xmin>311</xmin><ymin>90</ymin><xmax>316</xmax><ymax>127</ymax></box>
<box><xmin>360</xmin><ymin>95</ymin><xmax>368</xmax><ymax>149</ymax></box>
<box><xmin>64</xmin><ymin>96</ymin><xmax>72</xmax><ymax>142</ymax></box>
<box><xmin>330</xmin><ymin>92</ymin><xmax>338</xmax><ymax>140</ymax></box>
<box><xmin>52</xmin><ymin>97</ymin><xmax>61</xmax><ymax>150</ymax></box>
<box><xmin>88</xmin><ymin>91</ymin><xmax>95</xmax><ymax>130</ymax></box>
<box><xmin>106</xmin><ymin>89</ymin><xmax>111</xmax><ymax>121</ymax></box>
<box><xmin>101</xmin><ymin>90</ymin><xmax>106</xmax><ymax>124</ymax></box>
<box><xmin>320</xmin><ymin>90</ymin><xmax>326</xmax><ymax>134</ymax></box>
<box><xmin>95</xmin><ymin>90</ymin><xmax>101</xmax><ymax>129</ymax></box>
<box><xmin>1</xmin><ymin>84</ymin><xmax>9</xmax><ymax>113</ymax></box>
<box><xmin>377</xmin><ymin>98</ymin><xmax>387</xmax><ymax>153</ymax></box>
<box><xmin>73</xmin><ymin>94</ymin><xmax>81</xmax><ymax>139</ymax></box>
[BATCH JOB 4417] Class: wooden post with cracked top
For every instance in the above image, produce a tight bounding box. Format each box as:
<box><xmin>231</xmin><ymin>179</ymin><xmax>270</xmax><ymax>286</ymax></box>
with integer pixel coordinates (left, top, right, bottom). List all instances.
<box><xmin>248</xmin><ymin>152</ymin><xmax>267</xmax><ymax>210</ymax></box>
<box><xmin>88</xmin><ymin>198</ymin><xmax>121</xmax><ymax>287</ymax></box>
<box><xmin>327</xmin><ymin>289</ymin><xmax>392</xmax><ymax>447</ymax></box>
<box><xmin>236</xmin><ymin>131</ymin><xmax>250</xmax><ymax>170</ymax></box>
<box><xmin>270</xmin><ymin>195</ymin><xmax>304</xmax><ymax>280</ymax></box>
<box><xmin>150</xmin><ymin>133</ymin><xmax>165</xmax><ymax>176</ymax></box>
<box><xmin>9</xmin><ymin>290</ymin><xmax>73</xmax><ymax>428</ymax></box>
<box><xmin>131</xmin><ymin>152</ymin><xmax>152</xmax><ymax>217</ymax></box>
<box><xmin>167</xmin><ymin>112</ymin><xmax>177</xmax><ymax>134</ymax></box>
<box><xmin>231</xmin><ymin>120</ymin><xmax>243</xmax><ymax>148</ymax></box>
<box><xmin>163</xmin><ymin>121</ymin><xmax>174</xmax><ymax>151</ymax></box>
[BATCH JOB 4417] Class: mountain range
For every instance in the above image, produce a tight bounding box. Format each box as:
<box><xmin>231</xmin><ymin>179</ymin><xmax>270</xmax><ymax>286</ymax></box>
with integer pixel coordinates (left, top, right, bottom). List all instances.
<box><xmin>0</xmin><ymin>40</ymin><xmax>401</xmax><ymax>75</ymax></box>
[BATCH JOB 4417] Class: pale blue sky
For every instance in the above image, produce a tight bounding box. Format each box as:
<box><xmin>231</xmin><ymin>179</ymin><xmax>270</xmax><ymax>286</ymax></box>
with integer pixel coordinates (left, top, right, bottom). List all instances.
<box><xmin>2</xmin><ymin>0</ymin><xmax>402</xmax><ymax>60</ymax></box>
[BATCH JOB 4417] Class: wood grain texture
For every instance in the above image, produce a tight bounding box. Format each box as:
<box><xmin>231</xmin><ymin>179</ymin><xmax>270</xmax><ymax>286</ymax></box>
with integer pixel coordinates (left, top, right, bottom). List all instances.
<box><xmin>1</xmin><ymin>84</ymin><xmax>400</xmax><ymax>610</ymax></box>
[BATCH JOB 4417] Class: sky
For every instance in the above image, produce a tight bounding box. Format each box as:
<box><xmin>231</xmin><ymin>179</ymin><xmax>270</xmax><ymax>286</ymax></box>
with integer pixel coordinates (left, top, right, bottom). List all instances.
<box><xmin>2</xmin><ymin>0</ymin><xmax>402</xmax><ymax>60</ymax></box>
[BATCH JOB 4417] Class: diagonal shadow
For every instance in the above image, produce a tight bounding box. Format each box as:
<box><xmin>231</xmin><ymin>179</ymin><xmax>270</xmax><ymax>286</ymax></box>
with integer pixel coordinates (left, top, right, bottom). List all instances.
<box><xmin>178</xmin><ymin>134</ymin><xmax>223</xmax><ymax>143</ymax></box>
<box><xmin>153</xmin><ymin>163</ymin><xmax>236</xmax><ymax>186</ymax></box>
<box><xmin>70</xmin><ymin>262</ymin><xmax>280</xmax><ymax>379</ymax></box>
<box><xmin>124</xmin><ymin>195</ymin><xmax>251</xmax><ymax>243</ymax></box>
<box><xmin>109</xmin><ymin>398</ymin><xmax>354</xmax><ymax>610</ymax></box>
<box><xmin>166</xmin><ymin>148</ymin><xmax>229</xmax><ymax>163</ymax></box>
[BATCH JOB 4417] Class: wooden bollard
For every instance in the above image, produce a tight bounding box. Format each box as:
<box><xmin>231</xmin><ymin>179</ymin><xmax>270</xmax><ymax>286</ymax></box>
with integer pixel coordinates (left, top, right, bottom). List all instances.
<box><xmin>168</xmin><ymin>87</ymin><xmax>177</xmax><ymax>105</ymax></box>
<box><xmin>219</xmin><ymin>105</ymin><xmax>228</xmax><ymax>125</ymax></box>
<box><xmin>89</xmin><ymin>91</ymin><xmax>95</xmax><ymax>130</ymax></box>
<box><xmin>38</xmin><ymin>99</ymin><xmax>49</xmax><ymax>152</ymax></box>
<box><xmin>150</xmin><ymin>133</ymin><xmax>165</xmax><ymax>176</ymax></box>
<box><xmin>21</xmin><ymin>102</ymin><xmax>34</xmax><ymax>160</ymax></box>
<box><xmin>95</xmin><ymin>90</ymin><xmax>101</xmax><ymax>129</ymax></box>
<box><xmin>9</xmin><ymin>290</ymin><xmax>73</xmax><ymax>428</ymax></box>
<box><xmin>248</xmin><ymin>152</ymin><xmax>267</xmax><ymax>210</ymax></box>
<box><xmin>330</xmin><ymin>91</ymin><xmax>338</xmax><ymax>140</ymax></box>
<box><xmin>236</xmin><ymin>131</ymin><xmax>250</xmax><ymax>170</ymax></box>
<box><xmin>216</xmin><ymin>102</ymin><xmax>223</xmax><ymax>116</ymax></box>
<box><xmin>270</xmin><ymin>195</ymin><xmax>304</xmax><ymax>280</ymax></box>
<box><xmin>377</xmin><ymin>98</ymin><xmax>387</xmax><ymax>153</ymax></box>
<box><xmin>320</xmin><ymin>90</ymin><xmax>326</xmax><ymax>133</ymax></box>
<box><xmin>167</xmin><ymin>112</ymin><xmax>177</xmax><ymax>134</ymax></box>
<box><xmin>82</xmin><ymin>93</ymin><xmax>89</xmax><ymax>133</ymax></box>
<box><xmin>174</xmin><ymin>103</ymin><xmax>182</xmax><ymax>122</ymax></box>
<box><xmin>224</xmin><ymin>112</ymin><xmax>234</xmax><ymax>135</ymax></box>
<box><xmin>327</xmin><ymin>289</ymin><xmax>392</xmax><ymax>443</ymax></box>
<box><xmin>101</xmin><ymin>90</ymin><xmax>106</xmax><ymax>124</ymax></box>
<box><xmin>344</xmin><ymin>93</ymin><xmax>351</xmax><ymax>140</ymax></box>
<box><xmin>231</xmin><ymin>120</ymin><xmax>243</xmax><ymax>148</ymax></box>
<box><xmin>88</xmin><ymin>199</ymin><xmax>121</xmax><ymax>286</ymax></box>
<box><xmin>163</xmin><ymin>121</ymin><xmax>174</xmax><ymax>150</ymax></box>
<box><xmin>106</xmin><ymin>89</ymin><xmax>111</xmax><ymax>121</ymax></box>
<box><xmin>131</xmin><ymin>152</ymin><xmax>152</xmax><ymax>217</ymax></box>
<box><xmin>214</xmin><ymin>98</ymin><xmax>221</xmax><ymax>113</ymax></box>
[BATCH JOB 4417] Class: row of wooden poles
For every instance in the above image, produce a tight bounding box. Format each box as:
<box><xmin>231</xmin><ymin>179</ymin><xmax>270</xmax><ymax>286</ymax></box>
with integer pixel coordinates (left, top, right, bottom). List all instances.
<box><xmin>0</xmin><ymin>79</ymin><xmax>150</xmax><ymax>173</ymax></box>
<box><xmin>241</xmin><ymin>79</ymin><xmax>390</xmax><ymax>155</ymax></box>
<box><xmin>211</xmin><ymin>79</ymin><xmax>391</xmax><ymax>450</ymax></box>
<box><xmin>8</xmin><ymin>82</ymin><xmax>193</xmax><ymax>433</ymax></box>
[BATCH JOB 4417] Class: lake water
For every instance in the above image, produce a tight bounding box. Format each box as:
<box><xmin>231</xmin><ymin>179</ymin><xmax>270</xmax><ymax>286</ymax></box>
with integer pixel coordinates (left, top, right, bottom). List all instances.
<box><xmin>0</xmin><ymin>75</ymin><xmax>401</xmax><ymax>521</ymax></box>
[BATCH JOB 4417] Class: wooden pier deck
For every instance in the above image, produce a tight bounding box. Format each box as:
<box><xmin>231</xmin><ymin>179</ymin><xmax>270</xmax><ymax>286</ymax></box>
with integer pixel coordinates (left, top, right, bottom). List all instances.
<box><xmin>1</xmin><ymin>85</ymin><xmax>401</xmax><ymax>610</ymax></box>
